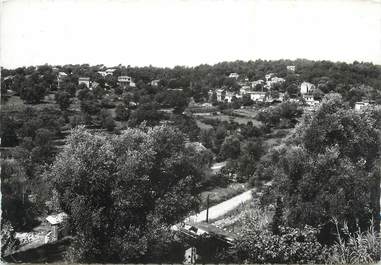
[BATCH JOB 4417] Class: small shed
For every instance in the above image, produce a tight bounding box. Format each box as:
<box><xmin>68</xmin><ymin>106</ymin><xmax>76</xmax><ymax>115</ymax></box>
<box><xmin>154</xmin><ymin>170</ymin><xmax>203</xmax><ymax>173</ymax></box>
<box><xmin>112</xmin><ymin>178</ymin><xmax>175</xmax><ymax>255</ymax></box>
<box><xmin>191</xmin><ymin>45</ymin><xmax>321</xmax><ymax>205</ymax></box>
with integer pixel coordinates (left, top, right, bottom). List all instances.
<box><xmin>45</xmin><ymin>212</ymin><xmax>68</xmax><ymax>242</ymax></box>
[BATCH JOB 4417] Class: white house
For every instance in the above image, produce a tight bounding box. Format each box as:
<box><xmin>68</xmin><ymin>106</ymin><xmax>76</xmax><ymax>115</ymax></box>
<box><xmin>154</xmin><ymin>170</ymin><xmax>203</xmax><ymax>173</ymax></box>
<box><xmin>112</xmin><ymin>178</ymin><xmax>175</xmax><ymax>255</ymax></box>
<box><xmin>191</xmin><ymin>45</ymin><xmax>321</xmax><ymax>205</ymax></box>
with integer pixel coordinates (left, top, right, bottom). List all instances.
<box><xmin>150</xmin><ymin>79</ymin><xmax>160</xmax><ymax>87</ymax></box>
<box><xmin>225</xmin><ymin>91</ymin><xmax>235</xmax><ymax>102</ymax></box>
<box><xmin>229</xmin><ymin>73</ymin><xmax>239</xmax><ymax>79</ymax></box>
<box><xmin>251</xmin><ymin>80</ymin><xmax>264</xmax><ymax>89</ymax></box>
<box><xmin>78</xmin><ymin>77</ymin><xmax>90</xmax><ymax>88</ymax></box>
<box><xmin>57</xmin><ymin>72</ymin><xmax>67</xmax><ymax>88</ymax></box>
<box><xmin>265</xmin><ymin>77</ymin><xmax>285</xmax><ymax>90</ymax></box>
<box><xmin>118</xmin><ymin>76</ymin><xmax>136</xmax><ymax>88</ymax></box>
<box><xmin>287</xmin><ymin>65</ymin><xmax>296</xmax><ymax>72</ymax></box>
<box><xmin>271</xmin><ymin>77</ymin><xmax>285</xmax><ymax>83</ymax></box>
<box><xmin>303</xmin><ymin>94</ymin><xmax>320</xmax><ymax>107</ymax></box>
<box><xmin>97</xmin><ymin>71</ymin><xmax>107</xmax><ymax>77</ymax></box>
<box><xmin>300</xmin><ymin>82</ymin><xmax>315</xmax><ymax>94</ymax></box>
<box><xmin>354</xmin><ymin>101</ymin><xmax>370</xmax><ymax>111</ymax></box>
<box><xmin>215</xmin><ymin>89</ymin><xmax>224</xmax><ymax>101</ymax></box>
<box><xmin>240</xmin><ymin>85</ymin><xmax>251</xmax><ymax>95</ymax></box>
<box><xmin>57</xmin><ymin>72</ymin><xmax>67</xmax><ymax>80</ymax></box>
<box><xmin>303</xmin><ymin>94</ymin><xmax>314</xmax><ymax>101</ymax></box>
<box><xmin>240</xmin><ymin>87</ymin><xmax>248</xmax><ymax>95</ymax></box>
<box><xmin>106</xmin><ymin>69</ymin><xmax>116</xmax><ymax>75</ymax></box>
<box><xmin>265</xmin><ymin>73</ymin><xmax>274</xmax><ymax>81</ymax></box>
<box><xmin>247</xmin><ymin>91</ymin><xmax>266</xmax><ymax>102</ymax></box>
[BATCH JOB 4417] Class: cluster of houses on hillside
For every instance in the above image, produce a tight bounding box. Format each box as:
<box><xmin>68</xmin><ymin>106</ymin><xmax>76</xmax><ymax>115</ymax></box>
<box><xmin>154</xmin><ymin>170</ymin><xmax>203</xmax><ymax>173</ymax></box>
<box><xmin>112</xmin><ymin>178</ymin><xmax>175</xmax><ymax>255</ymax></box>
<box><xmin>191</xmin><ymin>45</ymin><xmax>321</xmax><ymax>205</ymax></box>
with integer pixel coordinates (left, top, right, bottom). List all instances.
<box><xmin>209</xmin><ymin>70</ymin><xmax>322</xmax><ymax>107</ymax></box>
<box><xmin>210</xmin><ymin>71</ymin><xmax>379</xmax><ymax>111</ymax></box>
<box><xmin>2</xmin><ymin>65</ymin><xmax>379</xmax><ymax>112</ymax></box>
<box><xmin>56</xmin><ymin>69</ymin><xmax>136</xmax><ymax>90</ymax></box>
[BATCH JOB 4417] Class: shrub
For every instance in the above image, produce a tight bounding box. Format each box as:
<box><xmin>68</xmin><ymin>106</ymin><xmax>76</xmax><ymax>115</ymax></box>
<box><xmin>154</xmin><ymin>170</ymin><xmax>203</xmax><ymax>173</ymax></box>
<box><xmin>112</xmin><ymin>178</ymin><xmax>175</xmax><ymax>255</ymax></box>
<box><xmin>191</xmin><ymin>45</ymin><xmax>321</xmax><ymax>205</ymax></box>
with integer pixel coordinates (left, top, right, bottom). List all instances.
<box><xmin>115</xmin><ymin>104</ymin><xmax>130</xmax><ymax>121</ymax></box>
<box><xmin>234</xmin><ymin>225</ymin><xmax>327</xmax><ymax>264</ymax></box>
<box><xmin>100</xmin><ymin>97</ymin><xmax>115</xmax><ymax>109</ymax></box>
<box><xmin>326</xmin><ymin>218</ymin><xmax>381</xmax><ymax>264</ymax></box>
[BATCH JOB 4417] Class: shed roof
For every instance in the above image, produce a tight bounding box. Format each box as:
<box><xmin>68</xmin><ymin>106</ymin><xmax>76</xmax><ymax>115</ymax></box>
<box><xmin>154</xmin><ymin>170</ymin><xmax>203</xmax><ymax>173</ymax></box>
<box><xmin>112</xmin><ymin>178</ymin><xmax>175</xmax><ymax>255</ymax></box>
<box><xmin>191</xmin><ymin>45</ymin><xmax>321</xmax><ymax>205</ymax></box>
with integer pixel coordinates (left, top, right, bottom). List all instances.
<box><xmin>46</xmin><ymin>212</ymin><xmax>68</xmax><ymax>225</ymax></box>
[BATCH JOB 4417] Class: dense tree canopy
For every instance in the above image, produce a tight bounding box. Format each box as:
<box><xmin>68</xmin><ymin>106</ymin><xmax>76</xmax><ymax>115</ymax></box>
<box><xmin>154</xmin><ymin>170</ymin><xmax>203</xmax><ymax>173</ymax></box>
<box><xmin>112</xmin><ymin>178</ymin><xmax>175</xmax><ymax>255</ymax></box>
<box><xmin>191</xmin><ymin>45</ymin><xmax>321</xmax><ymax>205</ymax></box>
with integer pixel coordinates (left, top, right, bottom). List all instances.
<box><xmin>254</xmin><ymin>95</ymin><xmax>381</xmax><ymax>242</ymax></box>
<box><xmin>3</xmin><ymin>59</ymin><xmax>381</xmax><ymax>105</ymax></box>
<box><xmin>47</xmin><ymin>125</ymin><xmax>202</xmax><ymax>262</ymax></box>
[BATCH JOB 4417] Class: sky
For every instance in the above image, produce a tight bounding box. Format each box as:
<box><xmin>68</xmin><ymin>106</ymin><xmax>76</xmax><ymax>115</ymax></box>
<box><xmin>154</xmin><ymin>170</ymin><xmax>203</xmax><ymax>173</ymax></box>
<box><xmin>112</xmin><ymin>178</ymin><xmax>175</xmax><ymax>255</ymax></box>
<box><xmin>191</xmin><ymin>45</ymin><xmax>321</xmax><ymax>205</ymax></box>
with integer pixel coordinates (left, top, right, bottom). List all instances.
<box><xmin>1</xmin><ymin>0</ymin><xmax>381</xmax><ymax>69</ymax></box>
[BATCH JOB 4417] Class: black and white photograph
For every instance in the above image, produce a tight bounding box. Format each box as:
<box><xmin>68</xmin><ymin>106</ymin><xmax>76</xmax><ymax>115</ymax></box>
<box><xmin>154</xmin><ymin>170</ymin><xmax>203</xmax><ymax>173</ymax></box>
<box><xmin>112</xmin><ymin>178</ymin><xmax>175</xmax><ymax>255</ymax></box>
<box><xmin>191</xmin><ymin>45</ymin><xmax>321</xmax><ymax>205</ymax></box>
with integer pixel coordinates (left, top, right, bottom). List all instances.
<box><xmin>1</xmin><ymin>0</ymin><xmax>381</xmax><ymax>263</ymax></box>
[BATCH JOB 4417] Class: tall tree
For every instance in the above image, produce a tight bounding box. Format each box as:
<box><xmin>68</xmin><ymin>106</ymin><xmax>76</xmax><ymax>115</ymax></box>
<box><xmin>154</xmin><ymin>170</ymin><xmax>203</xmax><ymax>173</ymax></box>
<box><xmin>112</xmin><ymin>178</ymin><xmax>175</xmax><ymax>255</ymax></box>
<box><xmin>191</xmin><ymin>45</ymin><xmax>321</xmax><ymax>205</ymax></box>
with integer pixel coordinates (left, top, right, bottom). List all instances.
<box><xmin>256</xmin><ymin>95</ymin><xmax>381</xmax><ymax>242</ymax></box>
<box><xmin>55</xmin><ymin>91</ymin><xmax>71</xmax><ymax>110</ymax></box>
<box><xmin>48</xmin><ymin>125</ymin><xmax>202</xmax><ymax>262</ymax></box>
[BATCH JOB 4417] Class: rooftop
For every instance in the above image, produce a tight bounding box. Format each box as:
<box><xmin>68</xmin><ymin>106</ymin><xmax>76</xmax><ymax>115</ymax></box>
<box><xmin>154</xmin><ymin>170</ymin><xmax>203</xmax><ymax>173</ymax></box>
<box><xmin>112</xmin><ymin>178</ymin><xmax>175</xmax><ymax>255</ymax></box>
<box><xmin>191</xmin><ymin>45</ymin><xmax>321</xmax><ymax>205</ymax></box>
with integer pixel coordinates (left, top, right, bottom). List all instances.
<box><xmin>46</xmin><ymin>212</ymin><xmax>68</xmax><ymax>225</ymax></box>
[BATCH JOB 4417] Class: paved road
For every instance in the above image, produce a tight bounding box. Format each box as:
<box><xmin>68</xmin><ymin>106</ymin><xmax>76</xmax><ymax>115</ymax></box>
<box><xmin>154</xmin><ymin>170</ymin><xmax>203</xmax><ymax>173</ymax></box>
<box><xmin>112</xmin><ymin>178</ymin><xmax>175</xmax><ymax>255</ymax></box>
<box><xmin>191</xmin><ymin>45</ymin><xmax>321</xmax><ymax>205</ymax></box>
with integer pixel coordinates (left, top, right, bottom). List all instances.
<box><xmin>185</xmin><ymin>189</ymin><xmax>253</xmax><ymax>224</ymax></box>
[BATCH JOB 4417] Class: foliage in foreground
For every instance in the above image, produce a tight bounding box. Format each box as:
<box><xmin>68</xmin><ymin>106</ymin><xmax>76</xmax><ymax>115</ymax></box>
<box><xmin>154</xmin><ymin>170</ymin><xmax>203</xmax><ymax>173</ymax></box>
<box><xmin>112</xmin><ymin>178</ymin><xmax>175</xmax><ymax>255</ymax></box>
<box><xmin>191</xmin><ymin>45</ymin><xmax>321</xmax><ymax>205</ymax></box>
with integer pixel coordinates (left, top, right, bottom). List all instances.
<box><xmin>47</xmin><ymin>125</ymin><xmax>202</xmax><ymax>263</ymax></box>
<box><xmin>252</xmin><ymin>94</ymin><xmax>381</xmax><ymax>241</ymax></box>
<box><xmin>218</xmin><ymin>203</ymin><xmax>326</xmax><ymax>264</ymax></box>
<box><xmin>235</xmin><ymin>225</ymin><xmax>327</xmax><ymax>264</ymax></box>
<box><xmin>216</xmin><ymin>202</ymin><xmax>380</xmax><ymax>264</ymax></box>
<box><xmin>326</xmin><ymin>218</ymin><xmax>381</xmax><ymax>264</ymax></box>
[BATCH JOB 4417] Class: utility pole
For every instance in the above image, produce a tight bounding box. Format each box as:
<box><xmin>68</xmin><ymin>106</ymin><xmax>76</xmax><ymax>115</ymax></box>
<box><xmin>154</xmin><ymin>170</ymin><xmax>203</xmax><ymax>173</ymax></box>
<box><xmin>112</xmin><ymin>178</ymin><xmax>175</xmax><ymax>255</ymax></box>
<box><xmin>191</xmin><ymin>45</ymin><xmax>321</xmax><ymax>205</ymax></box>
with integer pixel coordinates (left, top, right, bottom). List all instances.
<box><xmin>206</xmin><ymin>194</ymin><xmax>209</xmax><ymax>223</ymax></box>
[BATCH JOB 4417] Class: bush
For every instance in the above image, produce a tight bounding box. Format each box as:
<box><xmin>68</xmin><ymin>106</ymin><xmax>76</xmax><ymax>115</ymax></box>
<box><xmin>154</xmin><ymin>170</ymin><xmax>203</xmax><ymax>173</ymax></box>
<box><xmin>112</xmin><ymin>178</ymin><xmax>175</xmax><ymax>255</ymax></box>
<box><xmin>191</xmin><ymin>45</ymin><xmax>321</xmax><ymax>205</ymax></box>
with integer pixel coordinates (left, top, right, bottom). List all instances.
<box><xmin>70</xmin><ymin>115</ymin><xmax>85</xmax><ymax>128</ymax></box>
<box><xmin>326</xmin><ymin>218</ymin><xmax>381</xmax><ymax>264</ymax></box>
<box><xmin>234</xmin><ymin>225</ymin><xmax>327</xmax><ymax>263</ymax></box>
<box><xmin>55</xmin><ymin>91</ymin><xmax>71</xmax><ymax>110</ymax></box>
<box><xmin>101</xmin><ymin>98</ymin><xmax>115</xmax><ymax>109</ymax></box>
<box><xmin>115</xmin><ymin>104</ymin><xmax>130</xmax><ymax>121</ymax></box>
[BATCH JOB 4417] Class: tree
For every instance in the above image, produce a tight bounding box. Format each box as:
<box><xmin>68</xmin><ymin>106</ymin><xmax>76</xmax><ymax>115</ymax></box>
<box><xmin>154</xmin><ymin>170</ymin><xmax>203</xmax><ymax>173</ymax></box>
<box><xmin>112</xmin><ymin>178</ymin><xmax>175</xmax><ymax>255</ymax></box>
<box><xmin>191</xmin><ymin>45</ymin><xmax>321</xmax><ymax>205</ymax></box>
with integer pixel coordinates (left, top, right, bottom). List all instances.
<box><xmin>1</xmin><ymin>221</ymin><xmax>20</xmax><ymax>257</ymax></box>
<box><xmin>256</xmin><ymin>101</ymin><xmax>302</xmax><ymax>130</ymax></box>
<box><xmin>240</xmin><ymin>121</ymin><xmax>263</xmax><ymax>138</ymax></box>
<box><xmin>271</xmin><ymin>197</ymin><xmax>284</xmax><ymax>235</ymax></box>
<box><xmin>1</xmin><ymin>159</ymin><xmax>39</xmax><ymax>231</ymax></box>
<box><xmin>154</xmin><ymin>90</ymin><xmax>188</xmax><ymax>114</ymax></box>
<box><xmin>48</xmin><ymin>125</ymin><xmax>202</xmax><ymax>262</ymax></box>
<box><xmin>219</xmin><ymin>135</ymin><xmax>241</xmax><ymax>161</ymax></box>
<box><xmin>128</xmin><ymin>103</ymin><xmax>163</xmax><ymax>127</ymax></box>
<box><xmin>98</xmin><ymin>109</ymin><xmax>116</xmax><ymax>131</ymax></box>
<box><xmin>70</xmin><ymin>114</ymin><xmax>85</xmax><ymax>128</ymax></box>
<box><xmin>77</xmin><ymin>87</ymin><xmax>92</xmax><ymax>101</ymax></box>
<box><xmin>60</xmin><ymin>82</ymin><xmax>77</xmax><ymax>97</ymax></box>
<box><xmin>312</xmin><ymin>88</ymin><xmax>324</xmax><ymax>100</ymax></box>
<box><xmin>237</xmin><ymin>140</ymin><xmax>264</xmax><ymax>181</ymax></box>
<box><xmin>20</xmin><ymin>81</ymin><xmax>46</xmax><ymax>104</ymax></box>
<box><xmin>270</xmin><ymin>90</ymin><xmax>280</xmax><ymax>100</ymax></box>
<box><xmin>241</xmin><ymin>94</ymin><xmax>253</xmax><ymax>106</ymax></box>
<box><xmin>285</xmin><ymin>83</ymin><xmax>299</xmax><ymax>96</ymax></box>
<box><xmin>115</xmin><ymin>104</ymin><xmax>130</xmax><ymax>121</ymax></box>
<box><xmin>92</xmin><ymin>85</ymin><xmax>105</xmax><ymax>99</ymax></box>
<box><xmin>200</xmin><ymin>129</ymin><xmax>215</xmax><ymax>150</ymax></box>
<box><xmin>211</xmin><ymin>92</ymin><xmax>218</xmax><ymax>105</ymax></box>
<box><xmin>31</xmin><ymin>128</ymin><xmax>55</xmax><ymax>164</ymax></box>
<box><xmin>55</xmin><ymin>91</ymin><xmax>71</xmax><ymax>110</ymax></box>
<box><xmin>1</xmin><ymin>116</ymin><xmax>19</xmax><ymax>147</ymax></box>
<box><xmin>258</xmin><ymin>95</ymin><xmax>381</xmax><ymax>242</ymax></box>
<box><xmin>81</xmin><ymin>99</ymin><xmax>101</xmax><ymax>116</ymax></box>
